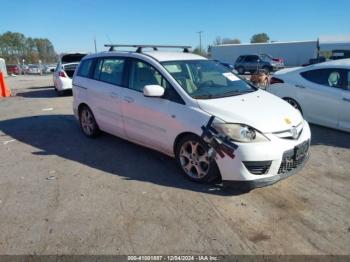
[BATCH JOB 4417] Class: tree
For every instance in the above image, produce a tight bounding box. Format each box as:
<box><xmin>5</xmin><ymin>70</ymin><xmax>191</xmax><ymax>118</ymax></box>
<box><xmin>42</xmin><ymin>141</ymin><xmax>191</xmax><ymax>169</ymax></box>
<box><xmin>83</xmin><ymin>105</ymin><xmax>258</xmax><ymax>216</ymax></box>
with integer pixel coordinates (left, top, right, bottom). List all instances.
<box><xmin>222</xmin><ymin>38</ymin><xmax>241</xmax><ymax>44</ymax></box>
<box><xmin>192</xmin><ymin>46</ymin><xmax>208</xmax><ymax>57</ymax></box>
<box><xmin>213</xmin><ymin>36</ymin><xmax>241</xmax><ymax>45</ymax></box>
<box><xmin>213</xmin><ymin>36</ymin><xmax>222</xmax><ymax>46</ymax></box>
<box><xmin>250</xmin><ymin>33</ymin><xmax>270</xmax><ymax>43</ymax></box>
<box><xmin>0</xmin><ymin>31</ymin><xmax>57</xmax><ymax>63</ymax></box>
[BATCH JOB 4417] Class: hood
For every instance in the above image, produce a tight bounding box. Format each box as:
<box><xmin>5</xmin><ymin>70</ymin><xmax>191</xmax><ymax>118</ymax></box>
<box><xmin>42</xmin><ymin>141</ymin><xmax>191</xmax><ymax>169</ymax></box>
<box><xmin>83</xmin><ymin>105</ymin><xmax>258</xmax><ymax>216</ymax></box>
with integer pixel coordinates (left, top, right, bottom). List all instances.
<box><xmin>61</xmin><ymin>53</ymin><xmax>87</xmax><ymax>64</ymax></box>
<box><xmin>275</xmin><ymin>67</ymin><xmax>302</xmax><ymax>75</ymax></box>
<box><xmin>196</xmin><ymin>90</ymin><xmax>303</xmax><ymax>133</ymax></box>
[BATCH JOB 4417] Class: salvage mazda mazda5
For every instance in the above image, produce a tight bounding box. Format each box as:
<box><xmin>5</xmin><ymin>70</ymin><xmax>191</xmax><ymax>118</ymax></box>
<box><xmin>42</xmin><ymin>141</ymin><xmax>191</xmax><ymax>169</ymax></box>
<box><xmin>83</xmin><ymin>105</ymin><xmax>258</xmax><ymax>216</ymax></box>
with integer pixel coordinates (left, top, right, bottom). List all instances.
<box><xmin>72</xmin><ymin>45</ymin><xmax>311</xmax><ymax>189</ymax></box>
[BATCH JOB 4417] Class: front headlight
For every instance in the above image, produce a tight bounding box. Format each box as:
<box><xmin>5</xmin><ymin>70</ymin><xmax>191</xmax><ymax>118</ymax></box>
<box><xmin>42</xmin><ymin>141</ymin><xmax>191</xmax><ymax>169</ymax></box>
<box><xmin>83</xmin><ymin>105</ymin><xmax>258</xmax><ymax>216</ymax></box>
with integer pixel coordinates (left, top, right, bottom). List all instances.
<box><xmin>213</xmin><ymin>123</ymin><xmax>269</xmax><ymax>143</ymax></box>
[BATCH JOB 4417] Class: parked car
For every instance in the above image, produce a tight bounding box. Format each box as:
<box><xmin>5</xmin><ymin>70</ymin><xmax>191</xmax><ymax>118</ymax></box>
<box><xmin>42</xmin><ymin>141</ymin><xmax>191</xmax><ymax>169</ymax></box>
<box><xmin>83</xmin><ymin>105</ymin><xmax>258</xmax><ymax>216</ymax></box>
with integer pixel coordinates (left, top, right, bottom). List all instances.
<box><xmin>6</xmin><ymin>64</ymin><xmax>20</xmax><ymax>75</ymax></box>
<box><xmin>53</xmin><ymin>53</ymin><xmax>87</xmax><ymax>95</ymax></box>
<box><xmin>302</xmin><ymin>56</ymin><xmax>327</xmax><ymax>67</ymax></box>
<box><xmin>267</xmin><ymin>59</ymin><xmax>350</xmax><ymax>132</ymax></box>
<box><xmin>20</xmin><ymin>64</ymin><xmax>29</xmax><ymax>74</ymax></box>
<box><xmin>28</xmin><ymin>64</ymin><xmax>42</xmax><ymax>74</ymax></box>
<box><xmin>260</xmin><ymin>53</ymin><xmax>285</xmax><ymax>67</ymax></box>
<box><xmin>72</xmin><ymin>45</ymin><xmax>311</xmax><ymax>188</ymax></box>
<box><xmin>235</xmin><ymin>54</ymin><xmax>284</xmax><ymax>74</ymax></box>
<box><xmin>43</xmin><ymin>64</ymin><xmax>56</xmax><ymax>73</ymax></box>
<box><xmin>331</xmin><ymin>50</ymin><xmax>350</xmax><ymax>60</ymax></box>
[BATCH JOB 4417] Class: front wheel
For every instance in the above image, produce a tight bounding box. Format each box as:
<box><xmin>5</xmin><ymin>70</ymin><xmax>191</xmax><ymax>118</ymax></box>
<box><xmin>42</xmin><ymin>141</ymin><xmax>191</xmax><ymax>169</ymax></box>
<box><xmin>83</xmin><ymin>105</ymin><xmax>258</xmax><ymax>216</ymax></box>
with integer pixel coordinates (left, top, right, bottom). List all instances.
<box><xmin>175</xmin><ymin>135</ymin><xmax>220</xmax><ymax>183</ymax></box>
<box><xmin>237</xmin><ymin>66</ymin><xmax>245</xmax><ymax>75</ymax></box>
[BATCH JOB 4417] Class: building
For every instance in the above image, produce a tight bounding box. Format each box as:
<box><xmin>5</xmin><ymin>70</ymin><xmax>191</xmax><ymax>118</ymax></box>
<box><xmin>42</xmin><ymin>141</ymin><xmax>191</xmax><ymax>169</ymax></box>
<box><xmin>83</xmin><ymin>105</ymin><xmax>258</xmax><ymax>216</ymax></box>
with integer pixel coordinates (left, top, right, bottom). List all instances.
<box><xmin>211</xmin><ymin>36</ymin><xmax>350</xmax><ymax>67</ymax></box>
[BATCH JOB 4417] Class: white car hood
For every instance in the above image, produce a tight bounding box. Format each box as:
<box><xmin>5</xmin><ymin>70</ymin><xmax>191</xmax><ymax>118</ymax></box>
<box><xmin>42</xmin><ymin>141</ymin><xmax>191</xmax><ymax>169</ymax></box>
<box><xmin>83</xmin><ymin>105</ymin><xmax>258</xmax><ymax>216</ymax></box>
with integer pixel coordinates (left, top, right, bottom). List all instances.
<box><xmin>196</xmin><ymin>90</ymin><xmax>303</xmax><ymax>133</ymax></box>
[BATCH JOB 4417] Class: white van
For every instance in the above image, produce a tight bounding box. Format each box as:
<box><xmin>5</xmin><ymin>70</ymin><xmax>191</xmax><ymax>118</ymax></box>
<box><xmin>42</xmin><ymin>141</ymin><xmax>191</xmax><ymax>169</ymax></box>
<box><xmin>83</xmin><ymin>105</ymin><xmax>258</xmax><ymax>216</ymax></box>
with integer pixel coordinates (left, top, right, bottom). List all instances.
<box><xmin>72</xmin><ymin>45</ymin><xmax>311</xmax><ymax>189</ymax></box>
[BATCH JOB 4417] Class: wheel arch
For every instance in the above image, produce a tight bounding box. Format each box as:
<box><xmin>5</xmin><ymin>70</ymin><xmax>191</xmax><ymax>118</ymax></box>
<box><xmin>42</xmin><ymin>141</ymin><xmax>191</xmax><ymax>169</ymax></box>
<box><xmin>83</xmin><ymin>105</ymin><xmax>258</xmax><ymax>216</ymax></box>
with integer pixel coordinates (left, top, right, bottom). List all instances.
<box><xmin>173</xmin><ymin>132</ymin><xmax>199</xmax><ymax>156</ymax></box>
<box><xmin>282</xmin><ymin>97</ymin><xmax>303</xmax><ymax>115</ymax></box>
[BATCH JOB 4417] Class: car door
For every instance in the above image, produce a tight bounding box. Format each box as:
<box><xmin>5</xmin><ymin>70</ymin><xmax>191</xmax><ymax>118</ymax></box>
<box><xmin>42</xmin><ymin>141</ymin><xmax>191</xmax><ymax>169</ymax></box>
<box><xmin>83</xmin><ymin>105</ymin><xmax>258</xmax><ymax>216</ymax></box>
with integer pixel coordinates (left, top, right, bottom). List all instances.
<box><xmin>338</xmin><ymin>70</ymin><xmax>350</xmax><ymax>131</ymax></box>
<box><xmin>120</xmin><ymin>58</ymin><xmax>187</xmax><ymax>154</ymax></box>
<box><xmin>299</xmin><ymin>68</ymin><xmax>345</xmax><ymax>129</ymax></box>
<box><xmin>86</xmin><ymin>57</ymin><xmax>127</xmax><ymax>136</ymax></box>
<box><xmin>245</xmin><ymin>55</ymin><xmax>259</xmax><ymax>71</ymax></box>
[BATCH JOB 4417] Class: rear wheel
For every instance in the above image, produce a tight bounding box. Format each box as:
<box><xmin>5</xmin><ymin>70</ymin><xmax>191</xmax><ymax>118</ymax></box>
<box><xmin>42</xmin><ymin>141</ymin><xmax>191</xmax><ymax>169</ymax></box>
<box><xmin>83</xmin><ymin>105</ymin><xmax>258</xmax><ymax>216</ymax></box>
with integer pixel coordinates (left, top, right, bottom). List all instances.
<box><xmin>175</xmin><ymin>134</ymin><xmax>220</xmax><ymax>183</ymax></box>
<box><xmin>283</xmin><ymin>98</ymin><xmax>302</xmax><ymax>114</ymax></box>
<box><xmin>79</xmin><ymin>106</ymin><xmax>100</xmax><ymax>137</ymax></box>
<box><xmin>54</xmin><ymin>86</ymin><xmax>64</xmax><ymax>96</ymax></box>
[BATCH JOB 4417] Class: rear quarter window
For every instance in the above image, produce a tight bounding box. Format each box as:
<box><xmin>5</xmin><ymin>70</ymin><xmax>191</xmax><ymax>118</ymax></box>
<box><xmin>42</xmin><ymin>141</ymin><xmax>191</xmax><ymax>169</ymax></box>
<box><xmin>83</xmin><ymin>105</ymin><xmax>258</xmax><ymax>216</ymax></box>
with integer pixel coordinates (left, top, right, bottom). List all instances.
<box><xmin>77</xmin><ymin>59</ymin><xmax>94</xmax><ymax>78</ymax></box>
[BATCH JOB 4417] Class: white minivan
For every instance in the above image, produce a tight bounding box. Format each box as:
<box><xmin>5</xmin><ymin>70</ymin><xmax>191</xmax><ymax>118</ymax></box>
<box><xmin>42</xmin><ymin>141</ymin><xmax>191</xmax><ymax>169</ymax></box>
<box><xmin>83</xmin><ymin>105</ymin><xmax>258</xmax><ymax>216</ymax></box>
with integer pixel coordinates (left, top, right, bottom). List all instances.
<box><xmin>72</xmin><ymin>45</ymin><xmax>311</xmax><ymax>189</ymax></box>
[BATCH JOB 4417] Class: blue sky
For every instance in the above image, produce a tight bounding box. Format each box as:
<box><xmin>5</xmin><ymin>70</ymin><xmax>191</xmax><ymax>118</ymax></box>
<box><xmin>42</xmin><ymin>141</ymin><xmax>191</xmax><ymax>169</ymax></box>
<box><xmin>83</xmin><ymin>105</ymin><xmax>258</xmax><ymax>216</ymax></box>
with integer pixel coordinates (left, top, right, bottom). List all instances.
<box><xmin>0</xmin><ymin>0</ymin><xmax>349</xmax><ymax>53</ymax></box>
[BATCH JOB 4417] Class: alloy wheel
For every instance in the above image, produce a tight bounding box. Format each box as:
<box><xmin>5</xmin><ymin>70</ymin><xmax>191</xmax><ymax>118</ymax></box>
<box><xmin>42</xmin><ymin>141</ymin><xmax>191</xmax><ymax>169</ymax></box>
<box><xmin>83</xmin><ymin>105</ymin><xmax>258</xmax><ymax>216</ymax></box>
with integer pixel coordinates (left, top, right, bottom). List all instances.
<box><xmin>80</xmin><ymin>108</ymin><xmax>95</xmax><ymax>136</ymax></box>
<box><xmin>179</xmin><ymin>140</ymin><xmax>210</xmax><ymax>179</ymax></box>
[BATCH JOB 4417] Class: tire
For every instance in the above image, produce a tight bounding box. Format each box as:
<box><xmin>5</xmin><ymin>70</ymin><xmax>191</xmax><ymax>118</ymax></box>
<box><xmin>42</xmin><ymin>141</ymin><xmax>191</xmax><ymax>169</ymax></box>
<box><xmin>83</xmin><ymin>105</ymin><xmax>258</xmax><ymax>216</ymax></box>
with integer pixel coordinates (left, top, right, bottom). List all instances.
<box><xmin>54</xmin><ymin>86</ymin><xmax>64</xmax><ymax>96</ymax></box>
<box><xmin>237</xmin><ymin>66</ymin><xmax>245</xmax><ymax>75</ymax></box>
<box><xmin>175</xmin><ymin>134</ymin><xmax>220</xmax><ymax>183</ymax></box>
<box><xmin>79</xmin><ymin>105</ymin><xmax>100</xmax><ymax>138</ymax></box>
<box><xmin>283</xmin><ymin>98</ymin><xmax>303</xmax><ymax>114</ymax></box>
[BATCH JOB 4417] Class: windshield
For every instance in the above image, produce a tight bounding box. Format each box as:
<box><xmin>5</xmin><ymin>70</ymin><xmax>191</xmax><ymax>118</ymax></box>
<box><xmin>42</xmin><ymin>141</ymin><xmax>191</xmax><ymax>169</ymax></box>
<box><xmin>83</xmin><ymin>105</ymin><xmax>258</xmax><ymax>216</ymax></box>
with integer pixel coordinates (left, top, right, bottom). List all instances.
<box><xmin>162</xmin><ymin>60</ymin><xmax>256</xmax><ymax>99</ymax></box>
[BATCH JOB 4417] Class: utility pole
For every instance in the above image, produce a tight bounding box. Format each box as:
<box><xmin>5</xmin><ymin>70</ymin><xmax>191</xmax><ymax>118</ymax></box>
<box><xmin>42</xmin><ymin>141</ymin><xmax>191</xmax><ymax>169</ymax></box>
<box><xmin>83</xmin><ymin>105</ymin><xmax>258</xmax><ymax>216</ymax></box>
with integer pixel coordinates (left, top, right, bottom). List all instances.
<box><xmin>197</xmin><ymin>31</ymin><xmax>203</xmax><ymax>53</ymax></box>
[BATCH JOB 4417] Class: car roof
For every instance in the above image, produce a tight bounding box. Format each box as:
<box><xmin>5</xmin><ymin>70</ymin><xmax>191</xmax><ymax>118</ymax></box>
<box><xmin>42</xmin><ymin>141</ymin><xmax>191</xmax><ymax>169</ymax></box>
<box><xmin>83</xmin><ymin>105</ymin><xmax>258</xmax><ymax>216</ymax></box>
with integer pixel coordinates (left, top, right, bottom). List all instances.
<box><xmin>313</xmin><ymin>58</ymin><xmax>350</xmax><ymax>67</ymax></box>
<box><xmin>143</xmin><ymin>51</ymin><xmax>206</xmax><ymax>62</ymax></box>
<box><xmin>85</xmin><ymin>51</ymin><xmax>206</xmax><ymax>62</ymax></box>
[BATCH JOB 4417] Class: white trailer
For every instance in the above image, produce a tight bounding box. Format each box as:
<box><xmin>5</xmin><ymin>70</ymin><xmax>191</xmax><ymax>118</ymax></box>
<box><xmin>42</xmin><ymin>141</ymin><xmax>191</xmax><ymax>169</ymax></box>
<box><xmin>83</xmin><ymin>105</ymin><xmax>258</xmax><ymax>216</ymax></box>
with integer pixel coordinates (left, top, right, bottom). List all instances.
<box><xmin>0</xmin><ymin>58</ymin><xmax>7</xmax><ymax>77</ymax></box>
<box><xmin>211</xmin><ymin>41</ymin><xmax>318</xmax><ymax>67</ymax></box>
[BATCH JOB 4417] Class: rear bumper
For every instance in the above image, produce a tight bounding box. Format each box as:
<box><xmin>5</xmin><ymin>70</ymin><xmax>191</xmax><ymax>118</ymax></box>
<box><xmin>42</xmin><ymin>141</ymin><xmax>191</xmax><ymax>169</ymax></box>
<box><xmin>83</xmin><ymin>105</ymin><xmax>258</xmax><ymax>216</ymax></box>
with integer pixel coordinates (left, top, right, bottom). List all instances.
<box><xmin>55</xmin><ymin>77</ymin><xmax>72</xmax><ymax>91</ymax></box>
<box><xmin>222</xmin><ymin>153</ymin><xmax>309</xmax><ymax>190</ymax></box>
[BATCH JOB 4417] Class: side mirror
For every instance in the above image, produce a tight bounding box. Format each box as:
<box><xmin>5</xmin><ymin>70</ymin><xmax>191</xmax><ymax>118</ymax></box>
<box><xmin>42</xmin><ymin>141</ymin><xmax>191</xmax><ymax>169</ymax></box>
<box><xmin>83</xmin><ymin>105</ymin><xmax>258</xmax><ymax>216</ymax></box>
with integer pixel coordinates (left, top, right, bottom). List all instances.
<box><xmin>143</xmin><ymin>85</ymin><xmax>165</xmax><ymax>97</ymax></box>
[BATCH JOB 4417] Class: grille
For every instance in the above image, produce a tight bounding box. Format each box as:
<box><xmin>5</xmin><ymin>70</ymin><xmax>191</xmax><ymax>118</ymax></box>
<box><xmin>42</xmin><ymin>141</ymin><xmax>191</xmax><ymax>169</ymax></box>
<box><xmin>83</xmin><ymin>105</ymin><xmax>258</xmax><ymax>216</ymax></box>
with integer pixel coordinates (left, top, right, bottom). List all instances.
<box><xmin>273</xmin><ymin>122</ymin><xmax>303</xmax><ymax>140</ymax></box>
<box><xmin>243</xmin><ymin>161</ymin><xmax>272</xmax><ymax>175</ymax></box>
<box><xmin>278</xmin><ymin>140</ymin><xmax>310</xmax><ymax>174</ymax></box>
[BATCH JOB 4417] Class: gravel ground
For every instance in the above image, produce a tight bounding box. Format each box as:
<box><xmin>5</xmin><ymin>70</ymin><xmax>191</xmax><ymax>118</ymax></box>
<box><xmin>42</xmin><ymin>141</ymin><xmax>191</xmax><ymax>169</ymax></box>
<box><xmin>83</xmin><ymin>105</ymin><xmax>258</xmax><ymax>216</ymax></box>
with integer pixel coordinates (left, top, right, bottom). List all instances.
<box><xmin>0</xmin><ymin>75</ymin><xmax>349</xmax><ymax>255</ymax></box>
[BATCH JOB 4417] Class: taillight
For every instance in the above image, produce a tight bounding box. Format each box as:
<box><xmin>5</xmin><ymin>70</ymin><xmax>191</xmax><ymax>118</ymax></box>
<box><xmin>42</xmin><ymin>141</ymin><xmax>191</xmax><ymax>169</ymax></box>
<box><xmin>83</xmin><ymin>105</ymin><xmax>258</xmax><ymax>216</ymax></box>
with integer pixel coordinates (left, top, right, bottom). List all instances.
<box><xmin>270</xmin><ymin>77</ymin><xmax>284</xmax><ymax>85</ymax></box>
<box><xmin>59</xmin><ymin>71</ymin><xmax>66</xmax><ymax>78</ymax></box>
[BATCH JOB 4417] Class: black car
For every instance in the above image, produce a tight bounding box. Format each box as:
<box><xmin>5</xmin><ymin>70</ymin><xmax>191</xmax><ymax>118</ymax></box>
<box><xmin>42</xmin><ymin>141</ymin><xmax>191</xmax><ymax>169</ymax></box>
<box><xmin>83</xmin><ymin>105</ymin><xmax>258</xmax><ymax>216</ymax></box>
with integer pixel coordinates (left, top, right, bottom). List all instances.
<box><xmin>234</xmin><ymin>54</ymin><xmax>284</xmax><ymax>74</ymax></box>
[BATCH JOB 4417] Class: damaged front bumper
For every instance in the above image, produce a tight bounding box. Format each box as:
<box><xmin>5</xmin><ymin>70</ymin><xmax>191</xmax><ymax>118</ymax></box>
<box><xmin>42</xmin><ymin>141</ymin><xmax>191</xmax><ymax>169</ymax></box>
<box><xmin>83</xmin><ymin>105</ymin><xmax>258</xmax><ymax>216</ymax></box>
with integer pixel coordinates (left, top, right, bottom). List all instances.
<box><xmin>215</xmin><ymin>121</ymin><xmax>311</xmax><ymax>189</ymax></box>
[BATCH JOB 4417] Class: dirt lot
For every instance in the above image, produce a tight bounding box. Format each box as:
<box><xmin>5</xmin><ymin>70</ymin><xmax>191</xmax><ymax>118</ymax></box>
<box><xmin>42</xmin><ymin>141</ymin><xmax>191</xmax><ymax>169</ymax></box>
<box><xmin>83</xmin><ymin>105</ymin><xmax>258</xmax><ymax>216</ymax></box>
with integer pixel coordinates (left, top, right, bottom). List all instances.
<box><xmin>0</xmin><ymin>75</ymin><xmax>349</xmax><ymax>255</ymax></box>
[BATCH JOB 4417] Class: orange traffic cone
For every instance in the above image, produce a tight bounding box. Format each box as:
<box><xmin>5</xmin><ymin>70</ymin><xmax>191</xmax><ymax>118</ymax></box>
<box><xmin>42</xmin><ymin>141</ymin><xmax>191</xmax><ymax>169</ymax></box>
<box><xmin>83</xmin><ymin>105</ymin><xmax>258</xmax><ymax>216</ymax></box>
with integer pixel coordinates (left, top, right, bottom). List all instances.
<box><xmin>0</xmin><ymin>72</ymin><xmax>11</xmax><ymax>97</ymax></box>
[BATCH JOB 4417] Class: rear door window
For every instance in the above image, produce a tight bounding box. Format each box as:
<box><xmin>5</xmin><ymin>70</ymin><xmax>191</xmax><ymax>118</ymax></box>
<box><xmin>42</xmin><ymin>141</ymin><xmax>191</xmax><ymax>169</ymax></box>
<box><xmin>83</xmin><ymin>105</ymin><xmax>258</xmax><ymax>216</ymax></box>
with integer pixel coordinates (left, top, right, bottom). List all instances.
<box><xmin>94</xmin><ymin>58</ymin><xmax>126</xmax><ymax>86</ymax></box>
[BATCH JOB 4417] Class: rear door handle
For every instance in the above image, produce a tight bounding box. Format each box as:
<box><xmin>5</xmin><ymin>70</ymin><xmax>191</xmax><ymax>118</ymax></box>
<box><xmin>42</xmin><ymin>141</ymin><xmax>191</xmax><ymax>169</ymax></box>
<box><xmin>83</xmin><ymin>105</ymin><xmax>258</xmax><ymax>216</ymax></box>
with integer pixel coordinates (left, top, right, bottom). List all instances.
<box><xmin>295</xmin><ymin>84</ymin><xmax>306</xmax><ymax>89</ymax></box>
<box><xmin>343</xmin><ymin>97</ymin><xmax>350</xmax><ymax>103</ymax></box>
<box><xmin>110</xmin><ymin>92</ymin><xmax>119</xmax><ymax>98</ymax></box>
<box><xmin>123</xmin><ymin>96</ymin><xmax>134</xmax><ymax>103</ymax></box>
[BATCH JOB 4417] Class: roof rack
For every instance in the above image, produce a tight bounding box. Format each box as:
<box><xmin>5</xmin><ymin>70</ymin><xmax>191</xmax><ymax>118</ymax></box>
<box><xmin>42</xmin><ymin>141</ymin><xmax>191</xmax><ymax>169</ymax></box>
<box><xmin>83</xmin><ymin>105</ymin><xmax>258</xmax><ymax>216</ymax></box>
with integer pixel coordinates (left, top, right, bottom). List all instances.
<box><xmin>104</xmin><ymin>44</ymin><xmax>191</xmax><ymax>53</ymax></box>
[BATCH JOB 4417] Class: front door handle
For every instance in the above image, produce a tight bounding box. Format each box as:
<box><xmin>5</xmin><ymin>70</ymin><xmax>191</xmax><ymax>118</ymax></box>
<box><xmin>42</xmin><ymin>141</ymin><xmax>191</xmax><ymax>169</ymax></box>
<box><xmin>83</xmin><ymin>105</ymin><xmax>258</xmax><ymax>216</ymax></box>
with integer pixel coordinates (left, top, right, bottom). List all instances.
<box><xmin>295</xmin><ymin>84</ymin><xmax>306</xmax><ymax>89</ymax></box>
<box><xmin>343</xmin><ymin>97</ymin><xmax>350</xmax><ymax>103</ymax></box>
<box><xmin>123</xmin><ymin>96</ymin><xmax>134</xmax><ymax>103</ymax></box>
<box><xmin>110</xmin><ymin>92</ymin><xmax>119</xmax><ymax>98</ymax></box>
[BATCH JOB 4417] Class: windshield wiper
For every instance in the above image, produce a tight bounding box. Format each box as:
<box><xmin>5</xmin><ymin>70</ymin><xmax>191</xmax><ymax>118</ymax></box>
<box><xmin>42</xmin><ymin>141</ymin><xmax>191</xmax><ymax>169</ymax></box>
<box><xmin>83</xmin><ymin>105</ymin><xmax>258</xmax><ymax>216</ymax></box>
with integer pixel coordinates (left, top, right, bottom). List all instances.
<box><xmin>192</xmin><ymin>94</ymin><xmax>214</xmax><ymax>99</ymax></box>
<box><xmin>218</xmin><ymin>90</ymin><xmax>255</xmax><ymax>97</ymax></box>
